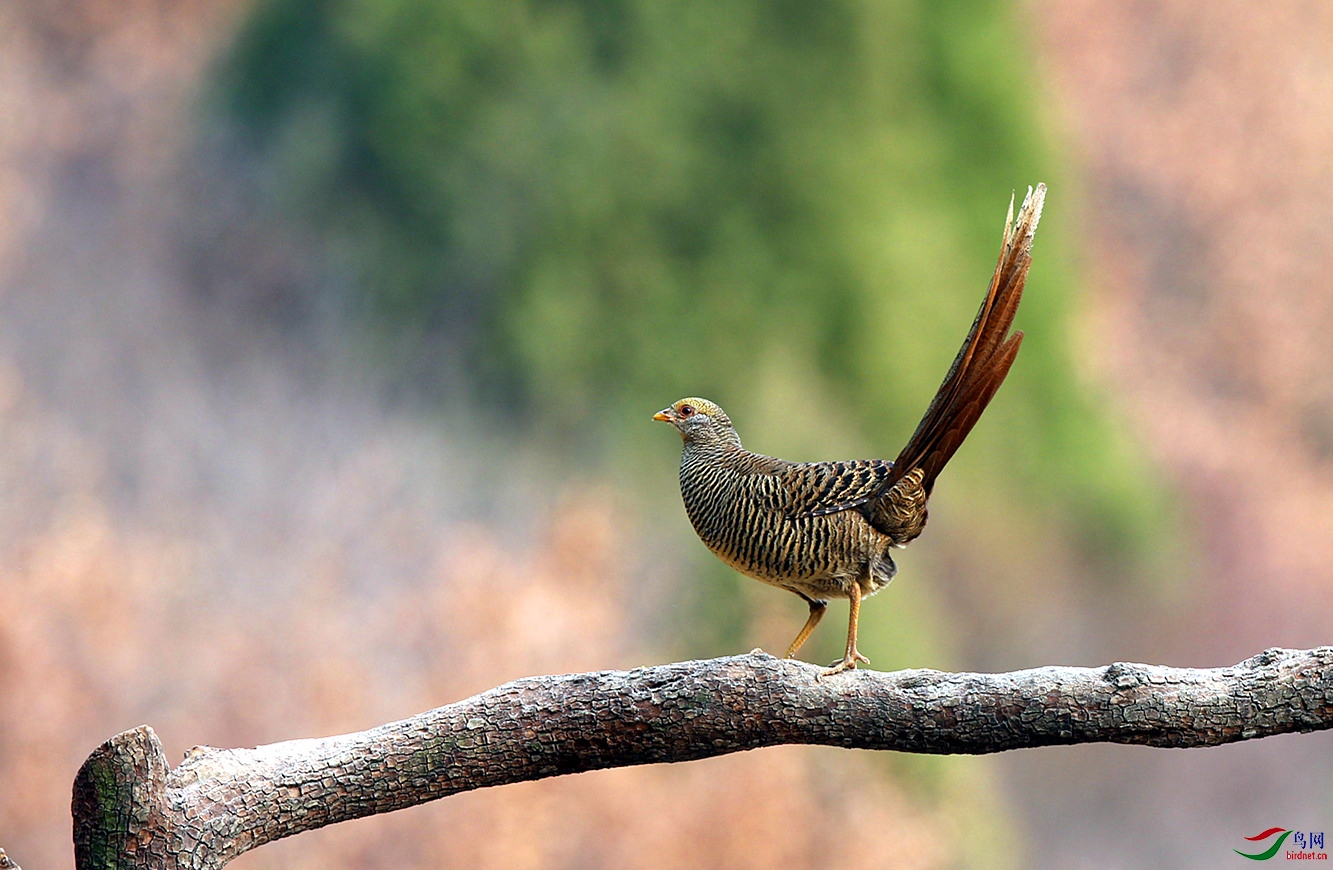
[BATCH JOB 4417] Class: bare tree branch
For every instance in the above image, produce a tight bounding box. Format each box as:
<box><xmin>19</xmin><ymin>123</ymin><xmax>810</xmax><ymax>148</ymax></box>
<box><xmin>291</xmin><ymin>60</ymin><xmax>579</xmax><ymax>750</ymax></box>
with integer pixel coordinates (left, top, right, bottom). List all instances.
<box><xmin>74</xmin><ymin>646</ymin><xmax>1333</xmax><ymax>869</ymax></box>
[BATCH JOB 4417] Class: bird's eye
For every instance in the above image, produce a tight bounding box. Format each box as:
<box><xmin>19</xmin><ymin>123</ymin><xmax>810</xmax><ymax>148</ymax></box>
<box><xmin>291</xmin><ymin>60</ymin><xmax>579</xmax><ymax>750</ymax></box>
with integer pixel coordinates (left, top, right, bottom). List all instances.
<box><xmin>679</xmin><ymin>405</ymin><xmax>695</xmax><ymax>417</ymax></box>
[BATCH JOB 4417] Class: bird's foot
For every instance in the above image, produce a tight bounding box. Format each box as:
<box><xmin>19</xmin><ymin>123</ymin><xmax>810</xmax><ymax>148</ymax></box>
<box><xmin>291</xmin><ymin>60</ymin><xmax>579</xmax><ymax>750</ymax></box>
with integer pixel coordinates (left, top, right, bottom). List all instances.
<box><xmin>818</xmin><ymin>649</ymin><xmax>870</xmax><ymax>678</ymax></box>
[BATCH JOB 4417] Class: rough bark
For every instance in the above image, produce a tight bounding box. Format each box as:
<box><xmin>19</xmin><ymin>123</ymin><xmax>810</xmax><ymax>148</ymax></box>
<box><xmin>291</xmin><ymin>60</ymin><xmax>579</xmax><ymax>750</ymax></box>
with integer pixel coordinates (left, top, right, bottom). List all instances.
<box><xmin>73</xmin><ymin>646</ymin><xmax>1333</xmax><ymax>869</ymax></box>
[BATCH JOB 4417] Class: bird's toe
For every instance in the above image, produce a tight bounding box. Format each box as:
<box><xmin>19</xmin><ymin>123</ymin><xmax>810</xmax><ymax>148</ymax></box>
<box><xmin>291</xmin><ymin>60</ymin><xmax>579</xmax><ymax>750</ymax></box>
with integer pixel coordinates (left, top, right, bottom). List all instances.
<box><xmin>817</xmin><ymin>646</ymin><xmax>871</xmax><ymax>678</ymax></box>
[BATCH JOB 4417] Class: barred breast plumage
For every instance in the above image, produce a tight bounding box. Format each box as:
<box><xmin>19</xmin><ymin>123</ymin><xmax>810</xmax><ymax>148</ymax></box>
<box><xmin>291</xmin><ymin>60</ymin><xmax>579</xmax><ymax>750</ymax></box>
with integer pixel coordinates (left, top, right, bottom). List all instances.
<box><xmin>678</xmin><ymin>441</ymin><xmax>898</xmax><ymax>597</ymax></box>
<box><xmin>655</xmin><ymin>184</ymin><xmax>1045</xmax><ymax>674</ymax></box>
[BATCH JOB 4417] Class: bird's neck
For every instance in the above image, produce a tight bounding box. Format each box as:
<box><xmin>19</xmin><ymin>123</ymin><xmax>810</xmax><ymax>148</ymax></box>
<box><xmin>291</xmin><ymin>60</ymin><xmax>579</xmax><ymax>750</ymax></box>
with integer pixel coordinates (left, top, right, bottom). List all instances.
<box><xmin>682</xmin><ymin>427</ymin><xmax>743</xmax><ymax>453</ymax></box>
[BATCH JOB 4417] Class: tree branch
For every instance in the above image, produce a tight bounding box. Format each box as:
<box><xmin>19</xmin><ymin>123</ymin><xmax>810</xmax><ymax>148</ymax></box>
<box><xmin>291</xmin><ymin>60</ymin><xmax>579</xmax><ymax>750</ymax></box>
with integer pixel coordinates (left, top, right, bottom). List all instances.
<box><xmin>74</xmin><ymin>646</ymin><xmax>1333</xmax><ymax>869</ymax></box>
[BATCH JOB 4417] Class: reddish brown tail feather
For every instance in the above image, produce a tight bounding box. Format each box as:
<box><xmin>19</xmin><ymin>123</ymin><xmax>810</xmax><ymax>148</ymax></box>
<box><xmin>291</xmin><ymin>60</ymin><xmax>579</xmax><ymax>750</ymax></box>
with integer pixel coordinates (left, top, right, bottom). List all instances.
<box><xmin>889</xmin><ymin>183</ymin><xmax>1045</xmax><ymax>494</ymax></box>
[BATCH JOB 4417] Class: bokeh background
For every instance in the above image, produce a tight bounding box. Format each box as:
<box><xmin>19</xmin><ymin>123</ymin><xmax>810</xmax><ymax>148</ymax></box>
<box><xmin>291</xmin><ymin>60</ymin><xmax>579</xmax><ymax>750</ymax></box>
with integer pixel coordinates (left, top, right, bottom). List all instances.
<box><xmin>2</xmin><ymin>1</ymin><xmax>1331</xmax><ymax>867</ymax></box>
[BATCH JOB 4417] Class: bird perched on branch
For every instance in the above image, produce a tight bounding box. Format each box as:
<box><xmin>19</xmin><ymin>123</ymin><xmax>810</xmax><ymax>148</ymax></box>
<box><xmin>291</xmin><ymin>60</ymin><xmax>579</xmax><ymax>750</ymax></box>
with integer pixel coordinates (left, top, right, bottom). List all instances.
<box><xmin>655</xmin><ymin>184</ymin><xmax>1045</xmax><ymax>674</ymax></box>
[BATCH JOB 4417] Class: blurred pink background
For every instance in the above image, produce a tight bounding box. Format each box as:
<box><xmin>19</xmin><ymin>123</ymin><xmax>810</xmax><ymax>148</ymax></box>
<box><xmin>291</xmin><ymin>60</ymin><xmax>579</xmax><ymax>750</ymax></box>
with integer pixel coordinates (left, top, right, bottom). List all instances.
<box><xmin>0</xmin><ymin>2</ymin><xmax>1330</xmax><ymax>867</ymax></box>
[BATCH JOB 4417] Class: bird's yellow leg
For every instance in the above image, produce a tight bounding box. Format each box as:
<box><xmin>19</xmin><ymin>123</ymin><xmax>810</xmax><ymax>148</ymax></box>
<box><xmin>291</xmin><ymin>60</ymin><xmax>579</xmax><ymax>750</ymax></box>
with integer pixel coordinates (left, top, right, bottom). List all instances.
<box><xmin>821</xmin><ymin>585</ymin><xmax>871</xmax><ymax>676</ymax></box>
<box><xmin>784</xmin><ymin>596</ymin><xmax>827</xmax><ymax>659</ymax></box>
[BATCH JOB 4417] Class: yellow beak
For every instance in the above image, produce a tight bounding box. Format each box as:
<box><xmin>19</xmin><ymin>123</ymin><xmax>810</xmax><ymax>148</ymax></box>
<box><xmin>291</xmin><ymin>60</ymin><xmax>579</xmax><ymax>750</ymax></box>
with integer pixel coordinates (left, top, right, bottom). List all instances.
<box><xmin>653</xmin><ymin>409</ymin><xmax>672</xmax><ymax>422</ymax></box>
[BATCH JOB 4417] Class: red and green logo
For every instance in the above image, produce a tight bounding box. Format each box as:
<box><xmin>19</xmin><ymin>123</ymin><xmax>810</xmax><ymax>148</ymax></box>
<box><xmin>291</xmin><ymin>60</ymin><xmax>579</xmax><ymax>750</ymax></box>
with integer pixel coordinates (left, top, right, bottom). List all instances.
<box><xmin>1236</xmin><ymin>828</ymin><xmax>1293</xmax><ymax>860</ymax></box>
<box><xmin>1235</xmin><ymin>828</ymin><xmax>1326</xmax><ymax>861</ymax></box>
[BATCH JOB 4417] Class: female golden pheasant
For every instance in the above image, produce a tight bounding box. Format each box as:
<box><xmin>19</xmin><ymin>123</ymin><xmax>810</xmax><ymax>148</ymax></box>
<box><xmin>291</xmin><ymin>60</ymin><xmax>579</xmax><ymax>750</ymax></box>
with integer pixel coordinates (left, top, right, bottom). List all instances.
<box><xmin>655</xmin><ymin>184</ymin><xmax>1044</xmax><ymax>674</ymax></box>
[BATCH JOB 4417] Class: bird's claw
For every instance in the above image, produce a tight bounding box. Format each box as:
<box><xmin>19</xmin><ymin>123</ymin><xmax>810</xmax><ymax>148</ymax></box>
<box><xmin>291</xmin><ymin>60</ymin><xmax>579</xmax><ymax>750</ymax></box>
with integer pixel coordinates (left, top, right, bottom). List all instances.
<box><xmin>818</xmin><ymin>649</ymin><xmax>870</xmax><ymax>678</ymax></box>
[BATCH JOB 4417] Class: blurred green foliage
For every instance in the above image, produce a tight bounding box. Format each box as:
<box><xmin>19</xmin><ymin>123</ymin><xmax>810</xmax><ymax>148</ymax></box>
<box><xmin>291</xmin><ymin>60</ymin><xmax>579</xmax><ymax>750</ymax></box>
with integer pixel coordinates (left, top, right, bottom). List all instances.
<box><xmin>218</xmin><ymin>0</ymin><xmax>1174</xmax><ymax>572</ymax></box>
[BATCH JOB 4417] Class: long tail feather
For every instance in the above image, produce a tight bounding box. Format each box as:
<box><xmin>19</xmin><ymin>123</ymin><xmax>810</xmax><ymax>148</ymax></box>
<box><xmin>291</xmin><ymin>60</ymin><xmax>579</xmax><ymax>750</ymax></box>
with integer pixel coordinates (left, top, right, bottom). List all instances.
<box><xmin>888</xmin><ymin>183</ymin><xmax>1044</xmax><ymax>493</ymax></box>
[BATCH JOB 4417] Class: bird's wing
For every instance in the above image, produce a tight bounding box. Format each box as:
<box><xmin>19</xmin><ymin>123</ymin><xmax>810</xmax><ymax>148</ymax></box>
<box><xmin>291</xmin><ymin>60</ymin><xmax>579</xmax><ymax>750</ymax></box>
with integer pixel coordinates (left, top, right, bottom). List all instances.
<box><xmin>764</xmin><ymin>459</ymin><xmax>895</xmax><ymax>518</ymax></box>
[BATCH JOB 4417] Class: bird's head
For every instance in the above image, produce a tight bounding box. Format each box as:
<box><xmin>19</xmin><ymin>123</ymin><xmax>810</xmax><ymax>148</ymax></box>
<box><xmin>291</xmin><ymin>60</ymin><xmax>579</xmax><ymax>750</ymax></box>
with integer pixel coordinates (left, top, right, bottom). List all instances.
<box><xmin>653</xmin><ymin>397</ymin><xmax>741</xmax><ymax>446</ymax></box>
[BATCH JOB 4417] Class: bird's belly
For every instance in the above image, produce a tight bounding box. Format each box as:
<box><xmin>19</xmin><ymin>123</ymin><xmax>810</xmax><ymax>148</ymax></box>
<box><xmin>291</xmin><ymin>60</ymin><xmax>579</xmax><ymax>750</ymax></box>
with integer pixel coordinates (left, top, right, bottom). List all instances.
<box><xmin>686</xmin><ymin>496</ymin><xmax>885</xmax><ymax>597</ymax></box>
